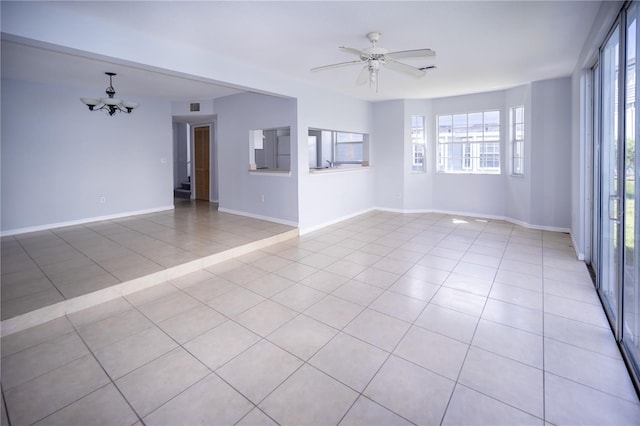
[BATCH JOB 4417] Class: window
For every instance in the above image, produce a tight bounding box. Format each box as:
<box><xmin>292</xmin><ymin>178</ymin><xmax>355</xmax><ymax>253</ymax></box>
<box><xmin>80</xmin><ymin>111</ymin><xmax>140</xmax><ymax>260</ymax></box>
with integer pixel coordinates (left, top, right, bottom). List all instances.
<box><xmin>511</xmin><ymin>105</ymin><xmax>524</xmax><ymax>175</ymax></box>
<box><xmin>437</xmin><ymin>110</ymin><xmax>501</xmax><ymax>174</ymax></box>
<box><xmin>309</xmin><ymin>129</ymin><xmax>368</xmax><ymax>169</ymax></box>
<box><xmin>411</xmin><ymin>115</ymin><xmax>426</xmax><ymax>172</ymax></box>
<box><xmin>249</xmin><ymin>127</ymin><xmax>291</xmax><ymax>171</ymax></box>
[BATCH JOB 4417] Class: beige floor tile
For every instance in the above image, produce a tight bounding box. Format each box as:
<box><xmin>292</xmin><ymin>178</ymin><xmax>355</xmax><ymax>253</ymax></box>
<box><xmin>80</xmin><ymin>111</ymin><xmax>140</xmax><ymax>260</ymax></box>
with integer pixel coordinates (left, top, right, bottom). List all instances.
<box><xmin>260</xmin><ymin>364</ymin><xmax>358</xmax><ymax>425</ymax></box>
<box><xmin>452</xmin><ymin>261</ymin><xmax>497</xmax><ymax>282</ymax></box>
<box><xmin>1</xmin><ymin>317</ymin><xmax>74</xmax><ymax>358</ymax></box>
<box><xmin>353</xmin><ymin>267</ymin><xmax>401</xmax><ymax>289</ymax></box>
<box><xmin>544</xmin><ymin>372</ymin><xmax>640</xmax><ymax>426</ymax></box>
<box><xmin>388</xmin><ymin>276</ymin><xmax>440</xmax><ymax>302</ymax></box>
<box><xmin>363</xmin><ymin>355</ymin><xmax>455</xmax><ymax>425</ymax></box>
<box><xmin>244</xmin><ymin>273</ymin><xmax>295</xmax><ymax>297</ymax></box>
<box><xmin>481</xmin><ymin>298</ymin><xmax>543</xmax><ymax>334</ymax></box>
<box><xmin>179</xmin><ymin>275</ymin><xmax>239</xmax><ymax>302</ymax></box>
<box><xmin>416</xmin><ymin>254</ymin><xmax>462</xmax><ymax>271</ymax></box>
<box><xmin>459</xmin><ymin>347</ymin><xmax>543</xmax><ymax>418</ymax></box>
<box><xmin>234</xmin><ymin>300</ymin><xmax>297</xmax><ymax>336</ymax></box>
<box><xmin>404</xmin><ymin>264</ymin><xmax>450</xmax><ymax>285</ymax></box>
<box><xmin>76</xmin><ymin>308</ymin><xmax>154</xmax><ymax>352</ymax></box>
<box><xmin>543</xmin><ymin>312</ymin><xmax>621</xmax><ymax>359</ymax></box>
<box><xmin>343</xmin><ymin>250</ymin><xmax>384</xmax><ymax>267</ymax></box>
<box><xmin>544</xmin><ymin>338</ymin><xmax>637</xmax><ymax>402</ymax></box>
<box><xmin>431</xmin><ymin>286</ymin><xmax>486</xmax><ymax>317</ymax></box>
<box><xmin>115</xmin><ymin>348</ymin><xmax>210</xmax><ymax>417</ymax></box>
<box><xmin>2</xmin><ymin>331</ymin><xmax>89</xmax><ymax>390</ymax></box>
<box><xmin>544</xmin><ymin>277</ymin><xmax>600</xmax><ymax>305</ymax></box>
<box><xmin>137</xmin><ymin>290</ymin><xmax>201</xmax><ymax>323</ymax></box>
<box><xmin>332</xmin><ymin>280</ymin><xmax>384</xmax><ymax>306</ymax></box>
<box><xmin>236</xmin><ymin>408</ymin><xmax>279</xmax><ymax>426</ymax></box>
<box><xmin>442</xmin><ymin>384</ymin><xmax>543</xmax><ymax>426</ymax></box>
<box><xmin>343</xmin><ymin>309</ymin><xmax>410</xmax><ymax>352</ymax></box>
<box><xmin>67</xmin><ymin>297</ymin><xmax>133</xmax><ymax>328</ymax></box>
<box><xmin>125</xmin><ymin>282</ymin><xmax>178</xmax><ymax>306</ymax></box>
<box><xmin>252</xmin><ymin>253</ymin><xmax>294</xmax><ymax>272</ymax></box>
<box><xmin>473</xmin><ymin>319</ymin><xmax>543</xmax><ymax>368</ymax></box>
<box><xmin>394</xmin><ymin>325</ymin><xmax>468</xmax><ymax>380</ymax></box>
<box><xmin>303</xmin><ymin>294</ymin><xmax>364</xmax><ymax>330</ymax></box>
<box><xmin>144</xmin><ymin>374</ymin><xmax>253</xmax><ymax>426</ymax></box>
<box><xmin>207</xmin><ymin>287</ymin><xmax>265</xmax><ymax>316</ymax></box>
<box><xmin>369</xmin><ymin>291</ymin><xmax>426</xmax><ymax>323</ymax></box>
<box><xmin>489</xmin><ymin>282</ymin><xmax>543</xmax><ymax>310</ymax></box>
<box><xmin>157</xmin><ymin>305</ymin><xmax>226</xmax><ymax>344</ymax></box>
<box><xmin>298</xmin><ymin>252</ymin><xmax>339</xmax><ymax>269</ymax></box>
<box><xmin>184</xmin><ymin>320</ymin><xmax>260</xmax><ymax>370</ymax></box>
<box><xmin>415</xmin><ymin>304</ymin><xmax>479</xmax><ymax>343</ymax></box>
<box><xmin>217</xmin><ymin>339</ymin><xmax>303</xmax><ymax>404</ymax></box>
<box><xmin>544</xmin><ymin>293</ymin><xmax>610</xmax><ymax>329</ymax></box>
<box><xmin>339</xmin><ymin>396</ymin><xmax>412</xmax><ymax>426</ymax></box>
<box><xmin>94</xmin><ymin>326</ymin><xmax>177</xmax><ymax>380</ymax></box>
<box><xmin>267</xmin><ymin>314</ymin><xmax>337</xmax><ymax>360</ymax></box>
<box><xmin>443</xmin><ymin>272</ymin><xmax>493</xmax><ymax>297</ymax></box>
<box><xmin>310</xmin><ymin>332</ymin><xmax>388</xmax><ymax>391</ymax></box>
<box><xmin>494</xmin><ymin>268</ymin><xmax>543</xmax><ymax>292</ymax></box>
<box><xmin>299</xmin><ymin>270</ymin><xmax>350</xmax><ymax>293</ymax></box>
<box><xmin>4</xmin><ymin>355</ymin><xmax>110</xmax><ymax>426</ymax></box>
<box><xmin>33</xmin><ymin>383</ymin><xmax>138</xmax><ymax>426</ymax></box>
<box><xmin>274</xmin><ymin>262</ymin><xmax>319</xmax><ymax>282</ymax></box>
<box><xmin>271</xmin><ymin>284</ymin><xmax>326</xmax><ymax>312</ymax></box>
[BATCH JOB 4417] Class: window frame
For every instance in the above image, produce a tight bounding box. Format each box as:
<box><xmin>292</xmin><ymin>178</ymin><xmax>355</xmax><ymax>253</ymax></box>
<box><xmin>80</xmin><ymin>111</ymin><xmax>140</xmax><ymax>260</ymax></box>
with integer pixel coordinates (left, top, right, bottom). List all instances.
<box><xmin>510</xmin><ymin>105</ymin><xmax>525</xmax><ymax>176</ymax></box>
<box><xmin>411</xmin><ymin>115</ymin><xmax>426</xmax><ymax>173</ymax></box>
<box><xmin>436</xmin><ymin>110</ymin><xmax>502</xmax><ymax>174</ymax></box>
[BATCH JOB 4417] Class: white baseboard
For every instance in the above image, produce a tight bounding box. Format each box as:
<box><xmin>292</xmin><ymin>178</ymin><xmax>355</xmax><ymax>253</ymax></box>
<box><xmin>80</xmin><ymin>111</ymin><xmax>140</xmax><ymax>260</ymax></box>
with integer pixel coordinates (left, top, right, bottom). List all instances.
<box><xmin>571</xmin><ymin>233</ymin><xmax>585</xmax><ymax>260</ymax></box>
<box><xmin>299</xmin><ymin>207</ymin><xmax>376</xmax><ymax>235</ymax></box>
<box><xmin>217</xmin><ymin>207</ymin><xmax>298</xmax><ymax>227</ymax></box>
<box><xmin>1</xmin><ymin>205</ymin><xmax>176</xmax><ymax>237</ymax></box>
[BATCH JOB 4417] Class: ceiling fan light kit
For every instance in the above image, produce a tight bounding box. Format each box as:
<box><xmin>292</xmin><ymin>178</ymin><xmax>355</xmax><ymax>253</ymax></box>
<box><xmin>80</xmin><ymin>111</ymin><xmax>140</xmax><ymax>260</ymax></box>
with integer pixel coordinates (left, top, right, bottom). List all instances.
<box><xmin>311</xmin><ymin>32</ymin><xmax>436</xmax><ymax>92</ymax></box>
<box><xmin>80</xmin><ymin>72</ymin><xmax>139</xmax><ymax>116</ymax></box>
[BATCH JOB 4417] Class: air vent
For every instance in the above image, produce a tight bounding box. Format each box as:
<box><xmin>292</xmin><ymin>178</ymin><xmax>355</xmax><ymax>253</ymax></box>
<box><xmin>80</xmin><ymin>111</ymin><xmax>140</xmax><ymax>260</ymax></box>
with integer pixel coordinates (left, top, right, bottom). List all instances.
<box><xmin>189</xmin><ymin>102</ymin><xmax>200</xmax><ymax>112</ymax></box>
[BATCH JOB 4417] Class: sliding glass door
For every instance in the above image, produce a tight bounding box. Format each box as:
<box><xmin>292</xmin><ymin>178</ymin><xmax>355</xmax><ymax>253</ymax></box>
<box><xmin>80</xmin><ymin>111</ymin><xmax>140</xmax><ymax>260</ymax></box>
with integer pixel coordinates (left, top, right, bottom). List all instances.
<box><xmin>623</xmin><ymin>3</ymin><xmax>640</xmax><ymax>375</ymax></box>
<box><xmin>593</xmin><ymin>1</ymin><xmax>640</xmax><ymax>386</ymax></box>
<box><xmin>599</xmin><ymin>21</ymin><xmax>622</xmax><ymax>325</ymax></box>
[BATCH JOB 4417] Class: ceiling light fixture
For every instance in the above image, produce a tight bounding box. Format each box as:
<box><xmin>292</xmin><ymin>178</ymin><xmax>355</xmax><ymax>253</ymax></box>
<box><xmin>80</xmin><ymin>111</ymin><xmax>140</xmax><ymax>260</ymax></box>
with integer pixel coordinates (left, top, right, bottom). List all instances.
<box><xmin>80</xmin><ymin>72</ymin><xmax>139</xmax><ymax>116</ymax></box>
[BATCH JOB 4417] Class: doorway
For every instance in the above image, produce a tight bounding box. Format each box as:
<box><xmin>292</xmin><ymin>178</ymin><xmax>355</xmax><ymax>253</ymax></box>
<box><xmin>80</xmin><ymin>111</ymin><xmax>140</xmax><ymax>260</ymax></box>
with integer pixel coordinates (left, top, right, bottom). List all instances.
<box><xmin>194</xmin><ymin>125</ymin><xmax>210</xmax><ymax>201</ymax></box>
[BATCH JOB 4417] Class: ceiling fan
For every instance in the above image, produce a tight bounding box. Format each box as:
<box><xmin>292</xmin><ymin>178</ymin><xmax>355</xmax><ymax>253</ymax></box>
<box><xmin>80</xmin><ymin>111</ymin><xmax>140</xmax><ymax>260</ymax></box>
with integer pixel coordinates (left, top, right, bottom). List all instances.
<box><xmin>311</xmin><ymin>32</ymin><xmax>436</xmax><ymax>92</ymax></box>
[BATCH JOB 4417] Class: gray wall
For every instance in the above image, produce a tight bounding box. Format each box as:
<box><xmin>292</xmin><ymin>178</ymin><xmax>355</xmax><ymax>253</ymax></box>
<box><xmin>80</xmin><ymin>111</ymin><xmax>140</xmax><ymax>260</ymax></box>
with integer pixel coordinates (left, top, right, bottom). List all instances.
<box><xmin>215</xmin><ymin>92</ymin><xmax>298</xmax><ymax>224</ymax></box>
<box><xmin>1</xmin><ymin>79</ymin><xmax>174</xmax><ymax>234</ymax></box>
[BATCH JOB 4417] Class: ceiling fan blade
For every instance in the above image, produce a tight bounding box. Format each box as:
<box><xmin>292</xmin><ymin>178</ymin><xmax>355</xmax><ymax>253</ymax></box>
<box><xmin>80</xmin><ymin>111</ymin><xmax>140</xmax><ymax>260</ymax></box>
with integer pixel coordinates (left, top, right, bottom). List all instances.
<box><xmin>340</xmin><ymin>46</ymin><xmax>370</xmax><ymax>58</ymax></box>
<box><xmin>385</xmin><ymin>59</ymin><xmax>426</xmax><ymax>78</ymax></box>
<box><xmin>356</xmin><ymin>65</ymin><xmax>369</xmax><ymax>86</ymax></box>
<box><xmin>387</xmin><ymin>48</ymin><xmax>436</xmax><ymax>59</ymax></box>
<box><xmin>311</xmin><ymin>60</ymin><xmax>364</xmax><ymax>72</ymax></box>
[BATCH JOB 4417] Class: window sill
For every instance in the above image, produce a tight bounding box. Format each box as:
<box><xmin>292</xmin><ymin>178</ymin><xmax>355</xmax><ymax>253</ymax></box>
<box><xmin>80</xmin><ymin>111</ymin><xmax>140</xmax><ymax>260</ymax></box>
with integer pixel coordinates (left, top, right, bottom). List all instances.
<box><xmin>248</xmin><ymin>169</ymin><xmax>292</xmax><ymax>177</ymax></box>
<box><xmin>309</xmin><ymin>165</ymin><xmax>372</xmax><ymax>175</ymax></box>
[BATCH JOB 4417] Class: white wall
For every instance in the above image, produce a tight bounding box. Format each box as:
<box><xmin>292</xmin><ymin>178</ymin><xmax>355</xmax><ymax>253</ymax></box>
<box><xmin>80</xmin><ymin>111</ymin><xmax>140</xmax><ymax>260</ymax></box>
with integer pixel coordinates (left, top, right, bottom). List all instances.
<box><xmin>215</xmin><ymin>92</ymin><xmax>298</xmax><ymax>224</ymax></box>
<box><xmin>430</xmin><ymin>90</ymin><xmax>508</xmax><ymax>218</ymax></box>
<box><xmin>372</xmin><ymin>100</ymin><xmax>405</xmax><ymax>210</ymax></box>
<box><xmin>296</xmin><ymin>91</ymin><xmax>374</xmax><ymax>231</ymax></box>
<box><xmin>530</xmin><ymin>77</ymin><xmax>572</xmax><ymax>229</ymax></box>
<box><xmin>1</xmin><ymin>79</ymin><xmax>174</xmax><ymax>234</ymax></box>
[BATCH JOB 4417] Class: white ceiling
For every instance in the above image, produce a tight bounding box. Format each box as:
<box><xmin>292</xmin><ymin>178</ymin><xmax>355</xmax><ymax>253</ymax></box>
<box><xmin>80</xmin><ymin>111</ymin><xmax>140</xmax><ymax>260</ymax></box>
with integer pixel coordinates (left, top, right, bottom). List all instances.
<box><xmin>2</xmin><ymin>1</ymin><xmax>604</xmax><ymax>103</ymax></box>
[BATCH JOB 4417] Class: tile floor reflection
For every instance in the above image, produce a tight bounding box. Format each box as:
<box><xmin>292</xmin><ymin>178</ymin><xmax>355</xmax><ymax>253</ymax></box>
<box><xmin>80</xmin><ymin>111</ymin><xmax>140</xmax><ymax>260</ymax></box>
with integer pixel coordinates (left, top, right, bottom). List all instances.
<box><xmin>2</xmin><ymin>209</ymin><xmax>640</xmax><ymax>425</ymax></box>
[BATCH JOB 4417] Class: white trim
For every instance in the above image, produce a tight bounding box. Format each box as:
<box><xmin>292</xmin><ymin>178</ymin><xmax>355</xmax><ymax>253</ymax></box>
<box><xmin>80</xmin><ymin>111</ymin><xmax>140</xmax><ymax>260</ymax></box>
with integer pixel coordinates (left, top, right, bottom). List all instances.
<box><xmin>1</xmin><ymin>205</ymin><xmax>175</xmax><ymax>237</ymax></box>
<box><xmin>374</xmin><ymin>206</ymin><xmax>572</xmax><ymax>233</ymax></box>
<box><xmin>217</xmin><ymin>207</ymin><xmax>298</xmax><ymax>227</ymax></box>
<box><xmin>299</xmin><ymin>207</ymin><xmax>376</xmax><ymax>235</ymax></box>
<box><xmin>571</xmin><ymin>232</ymin><xmax>586</xmax><ymax>261</ymax></box>
<box><xmin>248</xmin><ymin>170</ymin><xmax>292</xmax><ymax>177</ymax></box>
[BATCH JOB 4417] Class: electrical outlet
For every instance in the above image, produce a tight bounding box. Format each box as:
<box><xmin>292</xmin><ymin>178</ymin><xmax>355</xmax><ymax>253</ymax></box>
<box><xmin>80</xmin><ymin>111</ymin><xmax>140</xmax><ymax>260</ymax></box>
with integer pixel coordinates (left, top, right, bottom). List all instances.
<box><xmin>99</xmin><ymin>196</ymin><xmax>106</xmax><ymax>204</ymax></box>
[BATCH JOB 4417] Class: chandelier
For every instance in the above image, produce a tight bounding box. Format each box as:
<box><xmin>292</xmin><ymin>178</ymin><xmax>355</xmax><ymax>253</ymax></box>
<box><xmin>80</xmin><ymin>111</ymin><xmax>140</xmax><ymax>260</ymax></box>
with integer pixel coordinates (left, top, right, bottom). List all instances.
<box><xmin>80</xmin><ymin>72</ymin><xmax>139</xmax><ymax>116</ymax></box>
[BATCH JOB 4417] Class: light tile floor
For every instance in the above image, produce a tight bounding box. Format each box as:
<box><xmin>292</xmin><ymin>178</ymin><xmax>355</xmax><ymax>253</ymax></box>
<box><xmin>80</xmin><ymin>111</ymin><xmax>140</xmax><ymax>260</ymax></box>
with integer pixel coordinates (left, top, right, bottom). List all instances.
<box><xmin>2</xmin><ymin>210</ymin><xmax>640</xmax><ymax>425</ymax></box>
<box><xmin>0</xmin><ymin>200</ymin><xmax>294</xmax><ymax>320</ymax></box>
